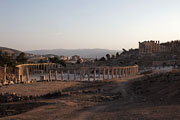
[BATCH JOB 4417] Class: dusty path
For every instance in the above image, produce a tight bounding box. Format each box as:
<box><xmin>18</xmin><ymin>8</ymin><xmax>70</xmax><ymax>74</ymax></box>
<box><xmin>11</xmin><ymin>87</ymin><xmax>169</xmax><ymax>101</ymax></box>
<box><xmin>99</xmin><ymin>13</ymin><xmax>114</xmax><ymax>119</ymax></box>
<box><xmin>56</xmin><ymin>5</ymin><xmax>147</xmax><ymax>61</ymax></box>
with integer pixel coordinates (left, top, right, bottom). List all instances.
<box><xmin>1</xmin><ymin>74</ymin><xmax>180</xmax><ymax>120</ymax></box>
<box><xmin>71</xmin><ymin>80</ymin><xmax>138</xmax><ymax>120</ymax></box>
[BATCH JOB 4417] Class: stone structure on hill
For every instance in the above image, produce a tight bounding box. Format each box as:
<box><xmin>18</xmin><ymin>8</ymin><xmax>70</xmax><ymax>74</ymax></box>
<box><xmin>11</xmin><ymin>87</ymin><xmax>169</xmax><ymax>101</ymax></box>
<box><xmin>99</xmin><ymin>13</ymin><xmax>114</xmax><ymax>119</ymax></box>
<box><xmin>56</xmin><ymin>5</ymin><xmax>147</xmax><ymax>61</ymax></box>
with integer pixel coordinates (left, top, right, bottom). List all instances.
<box><xmin>139</xmin><ymin>40</ymin><xmax>169</xmax><ymax>54</ymax></box>
<box><xmin>161</xmin><ymin>40</ymin><xmax>180</xmax><ymax>54</ymax></box>
<box><xmin>139</xmin><ymin>41</ymin><xmax>160</xmax><ymax>54</ymax></box>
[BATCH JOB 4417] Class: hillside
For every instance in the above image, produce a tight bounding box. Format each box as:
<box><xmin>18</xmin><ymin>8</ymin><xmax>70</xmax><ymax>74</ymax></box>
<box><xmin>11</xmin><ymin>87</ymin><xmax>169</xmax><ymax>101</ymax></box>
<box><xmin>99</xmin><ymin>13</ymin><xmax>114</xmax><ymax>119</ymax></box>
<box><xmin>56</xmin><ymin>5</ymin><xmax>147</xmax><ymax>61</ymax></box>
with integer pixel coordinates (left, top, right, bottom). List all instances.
<box><xmin>0</xmin><ymin>47</ymin><xmax>22</xmax><ymax>56</ymax></box>
<box><xmin>130</xmin><ymin>70</ymin><xmax>180</xmax><ymax>104</ymax></box>
<box><xmin>27</xmin><ymin>49</ymin><xmax>120</xmax><ymax>58</ymax></box>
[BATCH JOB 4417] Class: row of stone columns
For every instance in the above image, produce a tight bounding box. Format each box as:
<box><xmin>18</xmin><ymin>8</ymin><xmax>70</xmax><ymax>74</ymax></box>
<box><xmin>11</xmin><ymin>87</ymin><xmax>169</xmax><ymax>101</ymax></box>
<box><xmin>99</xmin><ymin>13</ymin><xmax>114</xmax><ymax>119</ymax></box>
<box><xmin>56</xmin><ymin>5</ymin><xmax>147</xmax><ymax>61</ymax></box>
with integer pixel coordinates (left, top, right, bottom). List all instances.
<box><xmin>16</xmin><ymin>64</ymin><xmax>138</xmax><ymax>82</ymax></box>
<box><xmin>47</xmin><ymin>65</ymin><xmax>139</xmax><ymax>81</ymax></box>
<box><xmin>1</xmin><ymin>65</ymin><xmax>14</xmax><ymax>85</ymax></box>
<box><xmin>16</xmin><ymin>63</ymin><xmax>57</xmax><ymax>83</ymax></box>
<box><xmin>28</xmin><ymin>63</ymin><xmax>58</xmax><ymax>74</ymax></box>
<box><xmin>139</xmin><ymin>41</ymin><xmax>160</xmax><ymax>54</ymax></box>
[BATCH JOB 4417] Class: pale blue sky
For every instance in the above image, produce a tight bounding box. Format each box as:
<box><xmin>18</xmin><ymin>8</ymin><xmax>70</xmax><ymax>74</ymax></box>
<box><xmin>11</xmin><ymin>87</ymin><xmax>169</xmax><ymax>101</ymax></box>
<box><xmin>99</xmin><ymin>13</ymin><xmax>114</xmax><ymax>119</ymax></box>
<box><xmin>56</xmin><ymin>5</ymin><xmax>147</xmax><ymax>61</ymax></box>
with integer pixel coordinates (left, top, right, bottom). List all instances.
<box><xmin>0</xmin><ymin>0</ymin><xmax>180</xmax><ymax>51</ymax></box>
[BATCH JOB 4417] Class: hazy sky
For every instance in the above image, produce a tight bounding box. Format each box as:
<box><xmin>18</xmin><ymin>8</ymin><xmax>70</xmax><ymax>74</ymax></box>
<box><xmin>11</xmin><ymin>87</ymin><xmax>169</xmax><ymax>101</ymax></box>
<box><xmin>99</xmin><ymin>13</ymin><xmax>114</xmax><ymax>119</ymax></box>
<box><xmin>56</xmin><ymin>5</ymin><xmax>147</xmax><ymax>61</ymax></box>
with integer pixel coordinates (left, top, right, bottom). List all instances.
<box><xmin>0</xmin><ymin>0</ymin><xmax>180</xmax><ymax>51</ymax></box>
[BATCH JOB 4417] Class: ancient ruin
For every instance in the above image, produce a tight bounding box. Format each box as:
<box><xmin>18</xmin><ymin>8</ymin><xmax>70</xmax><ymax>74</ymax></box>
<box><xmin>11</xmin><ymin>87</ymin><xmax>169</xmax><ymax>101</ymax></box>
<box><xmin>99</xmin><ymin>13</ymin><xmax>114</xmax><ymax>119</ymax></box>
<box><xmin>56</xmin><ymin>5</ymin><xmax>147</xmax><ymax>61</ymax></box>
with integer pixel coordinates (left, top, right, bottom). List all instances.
<box><xmin>14</xmin><ymin>63</ymin><xmax>138</xmax><ymax>83</ymax></box>
<box><xmin>138</xmin><ymin>40</ymin><xmax>170</xmax><ymax>54</ymax></box>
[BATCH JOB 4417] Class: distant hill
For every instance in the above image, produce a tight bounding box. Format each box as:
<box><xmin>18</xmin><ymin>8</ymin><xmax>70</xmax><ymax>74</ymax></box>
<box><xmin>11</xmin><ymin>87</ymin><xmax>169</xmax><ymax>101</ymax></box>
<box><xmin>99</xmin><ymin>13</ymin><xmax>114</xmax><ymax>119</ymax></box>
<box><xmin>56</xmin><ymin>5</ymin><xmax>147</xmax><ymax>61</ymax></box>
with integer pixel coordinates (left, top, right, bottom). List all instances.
<box><xmin>27</xmin><ymin>49</ymin><xmax>121</xmax><ymax>58</ymax></box>
<box><xmin>0</xmin><ymin>47</ymin><xmax>22</xmax><ymax>56</ymax></box>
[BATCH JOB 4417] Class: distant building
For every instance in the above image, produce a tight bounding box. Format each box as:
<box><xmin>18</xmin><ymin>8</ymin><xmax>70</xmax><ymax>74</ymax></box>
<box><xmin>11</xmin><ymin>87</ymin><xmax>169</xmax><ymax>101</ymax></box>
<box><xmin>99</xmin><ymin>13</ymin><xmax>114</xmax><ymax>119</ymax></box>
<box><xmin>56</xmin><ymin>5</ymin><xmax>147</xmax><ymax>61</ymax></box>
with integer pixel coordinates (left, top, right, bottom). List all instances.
<box><xmin>71</xmin><ymin>55</ymin><xmax>80</xmax><ymax>61</ymax></box>
<box><xmin>59</xmin><ymin>56</ymin><xmax>70</xmax><ymax>61</ymax></box>
<box><xmin>78</xmin><ymin>58</ymin><xmax>84</xmax><ymax>63</ymax></box>
<box><xmin>163</xmin><ymin>40</ymin><xmax>180</xmax><ymax>53</ymax></box>
<box><xmin>27</xmin><ymin>56</ymin><xmax>48</xmax><ymax>63</ymax></box>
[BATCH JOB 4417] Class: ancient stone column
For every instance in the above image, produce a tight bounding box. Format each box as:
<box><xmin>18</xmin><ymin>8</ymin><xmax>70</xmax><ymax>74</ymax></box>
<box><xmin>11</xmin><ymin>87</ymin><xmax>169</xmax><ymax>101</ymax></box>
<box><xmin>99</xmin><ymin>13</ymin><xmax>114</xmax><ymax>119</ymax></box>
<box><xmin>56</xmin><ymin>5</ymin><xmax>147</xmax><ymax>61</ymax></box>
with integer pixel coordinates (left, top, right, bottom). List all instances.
<box><xmin>111</xmin><ymin>67</ymin><xmax>114</xmax><ymax>80</ymax></box>
<box><xmin>26</xmin><ymin>67</ymin><xmax>29</xmax><ymax>82</ymax></box>
<box><xmin>3</xmin><ymin>64</ymin><xmax>7</xmax><ymax>83</ymax></box>
<box><xmin>134</xmin><ymin>67</ymin><xmax>136</xmax><ymax>75</ymax></box>
<box><xmin>136</xmin><ymin>66</ymin><xmax>139</xmax><ymax>74</ymax></box>
<box><xmin>131</xmin><ymin>67</ymin><xmax>133</xmax><ymax>75</ymax></box>
<box><xmin>67</xmin><ymin>70</ymin><xmax>70</xmax><ymax>80</ymax></box>
<box><xmin>80</xmin><ymin>70</ymin><xmax>82</xmax><ymax>81</ymax></box>
<box><xmin>47</xmin><ymin>64</ymin><xmax>50</xmax><ymax>74</ymax></box>
<box><xmin>61</xmin><ymin>71</ymin><xmax>63</xmax><ymax>81</ymax></box>
<box><xmin>29</xmin><ymin>65</ymin><xmax>31</xmax><ymax>74</ymax></box>
<box><xmin>30</xmin><ymin>65</ymin><xmax>32</xmax><ymax>74</ymax></box>
<box><xmin>88</xmin><ymin>69</ymin><xmax>90</xmax><ymax>81</ymax></box>
<box><xmin>107</xmin><ymin>68</ymin><xmax>110</xmax><ymax>80</ymax></box>
<box><xmin>134</xmin><ymin>66</ymin><xmax>136</xmax><ymax>75</ymax></box>
<box><xmin>129</xmin><ymin>67</ymin><xmax>131</xmax><ymax>76</ymax></box>
<box><xmin>83</xmin><ymin>69</ymin><xmax>86</xmax><ymax>80</ymax></box>
<box><xmin>34</xmin><ymin>65</ymin><xmax>36</xmax><ymax>74</ymax></box>
<box><xmin>55</xmin><ymin>70</ymin><xmax>58</xmax><ymax>81</ymax></box>
<box><xmin>98</xmin><ymin>68</ymin><xmax>101</xmax><ymax>80</ymax></box>
<box><xmin>119</xmin><ymin>68</ymin><xmax>121</xmax><ymax>79</ymax></box>
<box><xmin>122</xmin><ymin>68</ymin><xmax>124</xmax><ymax>77</ymax></box>
<box><xmin>17</xmin><ymin>67</ymin><xmax>21</xmax><ymax>82</ymax></box>
<box><xmin>43</xmin><ymin>64</ymin><xmax>46</xmax><ymax>74</ymax></box>
<box><xmin>21</xmin><ymin>67</ymin><xmax>24</xmax><ymax>82</ymax></box>
<box><xmin>125</xmin><ymin>68</ymin><xmax>128</xmax><ymax>77</ymax></box>
<box><xmin>74</xmin><ymin>70</ymin><xmax>76</xmax><ymax>81</ymax></box>
<box><xmin>14</xmin><ymin>68</ymin><xmax>17</xmax><ymax>83</ymax></box>
<box><xmin>103</xmin><ymin>68</ymin><xmax>105</xmax><ymax>80</ymax></box>
<box><xmin>94</xmin><ymin>69</ymin><xmax>96</xmax><ymax>81</ymax></box>
<box><xmin>115</xmin><ymin>68</ymin><xmax>118</xmax><ymax>80</ymax></box>
<box><xmin>31</xmin><ymin>65</ymin><xmax>33</xmax><ymax>74</ymax></box>
<box><xmin>49</xmin><ymin>70</ymin><xmax>52</xmax><ymax>82</ymax></box>
<box><xmin>39</xmin><ymin>64</ymin><xmax>42</xmax><ymax>74</ymax></box>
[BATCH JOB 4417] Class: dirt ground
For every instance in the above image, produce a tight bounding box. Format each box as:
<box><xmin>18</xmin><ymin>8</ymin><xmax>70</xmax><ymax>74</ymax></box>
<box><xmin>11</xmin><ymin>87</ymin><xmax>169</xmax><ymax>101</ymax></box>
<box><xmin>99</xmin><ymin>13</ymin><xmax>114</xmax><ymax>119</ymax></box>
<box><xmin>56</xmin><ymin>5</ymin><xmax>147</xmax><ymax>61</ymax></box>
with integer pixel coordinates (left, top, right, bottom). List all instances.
<box><xmin>0</xmin><ymin>81</ymin><xmax>79</xmax><ymax>96</ymax></box>
<box><xmin>0</xmin><ymin>73</ymin><xmax>180</xmax><ymax>120</ymax></box>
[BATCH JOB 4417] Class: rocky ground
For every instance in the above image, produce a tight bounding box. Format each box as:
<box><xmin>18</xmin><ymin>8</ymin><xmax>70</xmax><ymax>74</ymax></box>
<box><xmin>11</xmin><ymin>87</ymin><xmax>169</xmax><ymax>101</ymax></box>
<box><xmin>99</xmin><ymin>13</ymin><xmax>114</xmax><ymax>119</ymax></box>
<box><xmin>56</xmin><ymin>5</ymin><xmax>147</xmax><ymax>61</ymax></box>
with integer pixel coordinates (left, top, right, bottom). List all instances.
<box><xmin>0</xmin><ymin>71</ymin><xmax>180</xmax><ymax>120</ymax></box>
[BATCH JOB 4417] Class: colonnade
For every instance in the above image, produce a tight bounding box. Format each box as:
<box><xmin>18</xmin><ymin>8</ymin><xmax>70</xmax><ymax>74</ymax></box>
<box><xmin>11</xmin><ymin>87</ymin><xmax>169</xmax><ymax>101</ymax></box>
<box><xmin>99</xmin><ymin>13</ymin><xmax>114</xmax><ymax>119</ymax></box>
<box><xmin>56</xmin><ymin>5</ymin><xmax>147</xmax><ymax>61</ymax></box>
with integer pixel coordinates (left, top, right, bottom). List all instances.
<box><xmin>139</xmin><ymin>41</ymin><xmax>160</xmax><ymax>54</ymax></box>
<box><xmin>16</xmin><ymin>63</ymin><xmax>58</xmax><ymax>83</ymax></box>
<box><xmin>15</xmin><ymin>64</ymin><xmax>139</xmax><ymax>83</ymax></box>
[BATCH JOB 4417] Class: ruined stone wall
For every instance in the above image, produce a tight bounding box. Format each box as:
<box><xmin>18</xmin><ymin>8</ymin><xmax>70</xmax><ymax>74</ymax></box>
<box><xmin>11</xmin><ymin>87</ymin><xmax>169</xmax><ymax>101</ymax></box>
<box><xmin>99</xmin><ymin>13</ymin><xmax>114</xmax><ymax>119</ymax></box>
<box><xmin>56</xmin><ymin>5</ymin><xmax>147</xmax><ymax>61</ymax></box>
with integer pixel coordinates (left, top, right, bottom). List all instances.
<box><xmin>139</xmin><ymin>40</ymin><xmax>170</xmax><ymax>54</ymax></box>
<box><xmin>139</xmin><ymin>41</ymin><xmax>160</xmax><ymax>54</ymax></box>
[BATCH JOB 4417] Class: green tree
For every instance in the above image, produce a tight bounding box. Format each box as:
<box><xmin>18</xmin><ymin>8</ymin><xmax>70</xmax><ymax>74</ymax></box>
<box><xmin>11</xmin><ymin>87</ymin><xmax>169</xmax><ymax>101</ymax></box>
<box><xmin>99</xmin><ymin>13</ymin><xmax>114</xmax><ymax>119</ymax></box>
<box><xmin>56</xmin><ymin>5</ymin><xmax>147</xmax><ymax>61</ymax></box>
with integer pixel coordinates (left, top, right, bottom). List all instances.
<box><xmin>106</xmin><ymin>54</ymin><xmax>111</xmax><ymax>60</ymax></box>
<box><xmin>76</xmin><ymin>59</ymin><xmax>81</xmax><ymax>64</ymax></box>
<box><xmin>99</xmin><ymin>57</ymin><xmax>106</xmax><ymax>61</ymax></box>
<box><xmin>116</xmin><ymin>52</ymin><xmax>119</xmax><ymax>57</ymax></box>
<box><xmin>111</xmin><ymin>55</ymin><xmax>115</xmax><ymax>59</ymax></box>
<box><xmin>16</xmin><ymin>52</ymin><xmax>27</xmax><ymax>64</ymax></box>
<box><xmin>0</xmin><ymin>52</ymin><xmax>16</xmax><ymax>67</ymax></box>
<box><xmin>49</xmin><ymin>57</ymin><xmax>66</xmax><ymax>67</ymax></box>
